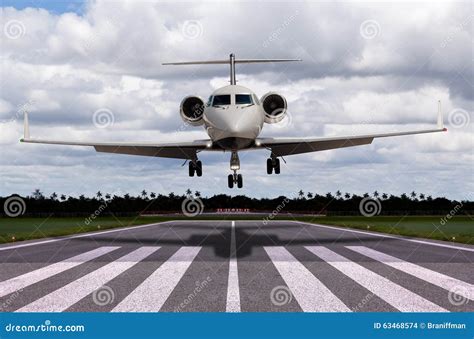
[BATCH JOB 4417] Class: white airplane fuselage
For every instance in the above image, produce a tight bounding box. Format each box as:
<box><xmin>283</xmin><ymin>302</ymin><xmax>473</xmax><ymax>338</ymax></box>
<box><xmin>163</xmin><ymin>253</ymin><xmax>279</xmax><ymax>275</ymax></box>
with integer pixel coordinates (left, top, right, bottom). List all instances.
<box><xmin>202</xmin><ymin>85</ymin><xmax>264</xmax><ymax>150</ymax></box>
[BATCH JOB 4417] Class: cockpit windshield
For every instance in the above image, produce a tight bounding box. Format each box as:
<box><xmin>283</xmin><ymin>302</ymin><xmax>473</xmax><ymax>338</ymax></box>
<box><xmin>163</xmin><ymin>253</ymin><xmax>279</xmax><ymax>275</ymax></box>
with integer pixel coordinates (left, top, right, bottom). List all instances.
<box><xmin>213</xmin><ymin>95</ymin><xmax>231</xmax><ymax>106</ymax></box>
<box><xmin>236</xmin><ymin>94</ymin><xmax>253</xmax><ymax>105</ymax></box>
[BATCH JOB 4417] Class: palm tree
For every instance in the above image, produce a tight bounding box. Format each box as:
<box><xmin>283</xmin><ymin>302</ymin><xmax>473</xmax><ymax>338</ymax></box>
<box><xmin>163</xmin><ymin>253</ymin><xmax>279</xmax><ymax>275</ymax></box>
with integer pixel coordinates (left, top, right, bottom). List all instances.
<box><xmin>307</xmin><ymin>192</ymin><xmax>313</xmax><ymax>199</ymax></box>
<box><xmin>141</xmin><ymin>190</ymin><xmax>148</xmax><ymax>199</ymax></box>
<box><xmin>426</xmin><ymin>195</ymin><xmax>433</xmax><ymax>201</ymax></box>
<box><xmin>336</xmin><ymin>190</ymin><xmax>342</xmax><ymax>199</ymax></box>
<box><xmin>150</xmin><ymin>192</ymin><xmax>156</xmax><ymax>199</ymax></box>
<box><xmin>124</xmin><ymin>193</ymin><xmax>130</xmax><ymax>200</ymax></box>
<box><xmin>382</xmin><ymin>193</ymin><xmax>388</xmax><ymax>200</ymax></box>
<box><xmin>363</xmin><ymin>192</ymin><xmax>369</xmax><ymax>198</ymax></box>
<box><xmin>195</xmin><ymin>191</ymin><xmax>201</xmax><ymax>197</ymax></box>
<box><xmin>344</xmin><ymin>192</ymin><xmax>351</xmax><ymax>200</ymax></box>
<box><xmin>185</xmin><ymin>189</ymin><xmax>192</xmax><ymax>197</ymax></box>
<box><xmin>32</xmin><ymin>189</ymin><xmax>43</xmax><ymax>200</ymax></box>
<box><xmin>419</xmin><ymin>193</ymin><xmax>425</xmax><ymax>200</ymax></box>
<box><xmin>326</xmin><ymin>192</ymin><xmax>334</xmax><ymax>200</ymax></box>
<box><xmin>373</xmin><ymin>191</ymin><xmax>379</xmax><ymax>198</ymax></box>
<box><xmin>50</xmin><ymin>192</ymin><xmax>58</xmax><ymax>200</ymax></box>
<box><xmin>96</xmin><ymin>191</ymin><xmax>103</xmax><ymax>200</ymax></box>
<box><xmin>410</xmin><ymin>191</ymin><xmax>417</xmax><ymax>199</ymax></box>
<box><xmin>298</xmin><ymin>190</ymin><xmax>305</xmax><ymax>199</ymax></box>
<box><xmin>105</xmin><ymin>193</ymin><xmax>111</xmax><ymax>200</ymax></box>
<box><xmin>60</xmin><ymin>194</ymin><xmax>66</xmax><ymax>201</ymax></box>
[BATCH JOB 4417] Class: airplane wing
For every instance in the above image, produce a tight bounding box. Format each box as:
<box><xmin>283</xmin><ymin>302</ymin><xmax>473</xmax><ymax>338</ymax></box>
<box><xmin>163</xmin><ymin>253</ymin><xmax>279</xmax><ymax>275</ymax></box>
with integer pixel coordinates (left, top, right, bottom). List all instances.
<box><xmin>256</xmin><ymin>103</ymin><xmax>447</xmax><ymax>156</ymax></box>
<box><xmin>20</xmin><ymin>113</ymin><xmax>211</xmax><ymax>160</ymax></box>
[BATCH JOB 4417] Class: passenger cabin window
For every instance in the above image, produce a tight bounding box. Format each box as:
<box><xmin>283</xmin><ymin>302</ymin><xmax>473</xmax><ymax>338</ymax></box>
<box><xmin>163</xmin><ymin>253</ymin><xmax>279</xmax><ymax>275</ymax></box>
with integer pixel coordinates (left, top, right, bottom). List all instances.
<box><xmin>235</xmin><ymin>94</ymin><xmax>253</xmax><ymax>105</ymax></box>
<box><xmin>212</xmin><ymin>95</ymin><xmax>231</xmax><ymax>106</ymax></box>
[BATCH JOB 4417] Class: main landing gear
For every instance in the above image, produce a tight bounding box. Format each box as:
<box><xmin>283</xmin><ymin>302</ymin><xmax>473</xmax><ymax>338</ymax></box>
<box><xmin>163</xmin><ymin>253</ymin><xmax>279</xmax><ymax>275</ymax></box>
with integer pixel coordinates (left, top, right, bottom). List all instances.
<box><xmin>228</xmin><ymin>151</ymin><xmax>243</xmax><ymax>189</ymax></box>
<box><xmin>188</xmin><ymin>159</ymin><xmax>202</xmax><ymax>177</ymax></box>
<box><xmin>266</xmin><ymin>154</ymin><xmax>280</xmax><ymax>174</ymax></box>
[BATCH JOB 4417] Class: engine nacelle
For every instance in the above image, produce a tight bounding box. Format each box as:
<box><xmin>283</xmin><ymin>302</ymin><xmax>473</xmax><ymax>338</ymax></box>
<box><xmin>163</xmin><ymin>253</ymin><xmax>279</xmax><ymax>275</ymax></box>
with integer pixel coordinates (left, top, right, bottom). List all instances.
<box><xmin>261</xmin><ymin>92</ymin><xmax>287</xmax><ymax>124</ymax></box>
<box><xmin>180</xmin><ymin>96</ymin><xmax>205</xmax><ymax>126</ymax></box>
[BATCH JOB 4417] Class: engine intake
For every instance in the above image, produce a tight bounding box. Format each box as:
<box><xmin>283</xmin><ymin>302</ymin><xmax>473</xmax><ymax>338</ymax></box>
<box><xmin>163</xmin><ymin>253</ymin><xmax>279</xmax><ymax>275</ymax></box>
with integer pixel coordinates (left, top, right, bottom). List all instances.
<box><xmin>180</xmin><ymin>96</ymin><xmax>205</xmax><ymax>126</ymax></box>
<box><xmin>261</xmin><ymin>92</ymin><xmax>287</xmax><ymax>124</ymax></box>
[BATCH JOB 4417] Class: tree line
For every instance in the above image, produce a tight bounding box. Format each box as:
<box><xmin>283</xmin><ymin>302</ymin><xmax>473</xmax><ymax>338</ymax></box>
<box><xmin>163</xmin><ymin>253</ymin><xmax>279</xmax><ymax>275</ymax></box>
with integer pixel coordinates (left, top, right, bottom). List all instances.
<box><xmin>0</xmin><ymin>188</ymin><xmax>472</xmax><ymax>217</ymax></box>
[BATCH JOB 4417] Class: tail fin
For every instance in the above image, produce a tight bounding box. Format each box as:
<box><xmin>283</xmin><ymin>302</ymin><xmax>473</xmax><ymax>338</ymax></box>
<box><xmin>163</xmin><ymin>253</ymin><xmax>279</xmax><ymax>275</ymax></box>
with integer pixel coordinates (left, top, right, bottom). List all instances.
<box><xmin>162</xmin><ymin>53</ymin><xmax>301</xmax><ymax>85</ymax></box>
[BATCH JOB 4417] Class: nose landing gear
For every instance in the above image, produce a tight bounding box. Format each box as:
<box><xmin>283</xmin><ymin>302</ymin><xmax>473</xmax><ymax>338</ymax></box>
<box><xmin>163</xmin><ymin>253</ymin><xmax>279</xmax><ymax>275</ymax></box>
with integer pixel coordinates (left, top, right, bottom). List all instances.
<box><xmin>188</xmin><ymin>159</ymin><xmax>202</xmax><ymax>177</ymax></box>
<box><xmin>228</xmin><ymin>151</ymin><xmax>243</xmax><ymax>188</ymax></box>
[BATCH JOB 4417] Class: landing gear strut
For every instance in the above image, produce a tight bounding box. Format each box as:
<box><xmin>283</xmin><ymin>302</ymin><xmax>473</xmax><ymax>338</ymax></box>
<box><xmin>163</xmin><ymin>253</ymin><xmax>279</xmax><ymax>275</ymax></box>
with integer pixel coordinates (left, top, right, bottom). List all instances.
<box><xmin>228</xmin><ymin>151</ymin><xmax>243</xmax><ymax>188</ymax></box>
<box><xmin>266</xmin><ymin>154</ymin><xmax>280</xmax><ymax>174</ymax></box>
<box><xmin>188</xmin><ymin>159</ymin><xmax>202</xmax><ymax>177</ymax></box>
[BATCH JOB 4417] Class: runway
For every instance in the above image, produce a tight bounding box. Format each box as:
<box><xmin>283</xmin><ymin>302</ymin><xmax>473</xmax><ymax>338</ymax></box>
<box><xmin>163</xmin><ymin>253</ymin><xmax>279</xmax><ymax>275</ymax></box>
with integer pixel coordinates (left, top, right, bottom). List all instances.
<box><xmin>0</xmin><ymin>220</ymin><xmax>473</xmax><ymax>312</ymax></box>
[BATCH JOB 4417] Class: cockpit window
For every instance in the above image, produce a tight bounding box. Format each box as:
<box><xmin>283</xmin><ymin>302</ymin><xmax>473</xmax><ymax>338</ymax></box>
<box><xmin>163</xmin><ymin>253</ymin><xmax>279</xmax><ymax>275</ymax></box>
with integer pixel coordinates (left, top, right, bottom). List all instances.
<box><xmin>206</xmin><ymin>96</ymin><xmax>213</xmax><ymax>107</ymax></box>
<box><xmin>236</xmin><ymin>94</ymin><xmax>253</xmax><ymax>105</ymax></box>
<box><xmin>213</xmin><ymin>95</ymin><xmax>231</xmax><ymax>106</ymax></box>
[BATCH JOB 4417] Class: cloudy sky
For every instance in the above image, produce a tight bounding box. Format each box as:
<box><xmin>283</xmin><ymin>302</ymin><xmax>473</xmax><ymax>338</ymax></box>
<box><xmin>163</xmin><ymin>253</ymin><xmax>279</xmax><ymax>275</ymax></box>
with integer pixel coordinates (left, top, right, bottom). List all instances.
<box><xmin>0</xmin><ymin>0</ymin><xmax>472</xmax><ymax>200</ymax></box>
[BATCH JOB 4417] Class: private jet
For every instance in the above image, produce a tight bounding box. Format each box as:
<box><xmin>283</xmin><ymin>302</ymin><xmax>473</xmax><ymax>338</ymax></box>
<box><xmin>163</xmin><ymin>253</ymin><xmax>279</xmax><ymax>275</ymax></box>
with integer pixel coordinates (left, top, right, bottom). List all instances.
<box><xmin>21</xmin><ymin>53</ymin><xmax>447</xmax><ymax>188</ymax></box>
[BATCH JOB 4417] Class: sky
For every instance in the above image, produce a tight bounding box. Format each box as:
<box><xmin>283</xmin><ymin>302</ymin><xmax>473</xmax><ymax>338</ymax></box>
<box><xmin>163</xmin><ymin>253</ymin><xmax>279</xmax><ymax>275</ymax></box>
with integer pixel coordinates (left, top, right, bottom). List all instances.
<box><xmin>0</xmin><ymin>0</ymin><xmax>472</xmax><ymax>200</ymax></box>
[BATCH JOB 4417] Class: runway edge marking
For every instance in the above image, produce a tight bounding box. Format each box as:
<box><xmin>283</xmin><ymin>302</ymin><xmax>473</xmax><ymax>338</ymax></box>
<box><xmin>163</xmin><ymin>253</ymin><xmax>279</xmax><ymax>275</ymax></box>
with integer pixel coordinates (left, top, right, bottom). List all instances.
<box><xmin>305</xmin><ymin>246</ymin><xmax>448</xmax><ymax>312</ymax></box>
<box><xmin>287</xmin><ymin>221</ymin><xmax>474</xmax><ymax>252</ymax></box>
<box><xmin>226</xmin><ymin>220</ymin><xmax>241</xmax><ymax>312</ymax></box>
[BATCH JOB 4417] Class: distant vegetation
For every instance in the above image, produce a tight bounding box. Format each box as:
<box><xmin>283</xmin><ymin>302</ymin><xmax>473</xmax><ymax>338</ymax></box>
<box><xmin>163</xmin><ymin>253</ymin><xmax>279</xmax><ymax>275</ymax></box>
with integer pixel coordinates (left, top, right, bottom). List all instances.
<box><xmin>0</xmin><ymin>188</ymin><xmax>472</xmax><ymax>217</ymax></box>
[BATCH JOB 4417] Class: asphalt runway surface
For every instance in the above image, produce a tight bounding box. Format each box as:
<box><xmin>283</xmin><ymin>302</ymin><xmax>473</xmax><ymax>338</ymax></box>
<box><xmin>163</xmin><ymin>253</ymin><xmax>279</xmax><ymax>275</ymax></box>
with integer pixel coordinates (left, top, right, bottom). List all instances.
<box><xmin>0</xmin><ymin>220</ymin><xmax>473</xmax><ymax>312</ymax></box>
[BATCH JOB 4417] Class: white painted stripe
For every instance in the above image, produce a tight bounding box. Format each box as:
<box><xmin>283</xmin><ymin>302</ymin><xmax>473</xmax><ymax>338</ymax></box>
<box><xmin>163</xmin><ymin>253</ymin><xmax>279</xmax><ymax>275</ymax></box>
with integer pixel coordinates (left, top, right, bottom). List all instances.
<box><xmin>347</xmin><ymin>246</ymin><xmax>474</xmax><ymax>301</ymax></box>
<box><xmin>0</xmin><ymin>221</ymin><xmax>178</xmax><ymax>251</ymax></box>
<box><xmin>17</xmin><ymin>247</ymin><xmax>159</xmax><ymax>312</ymax></box>
<box><xmin>226</xmin><ymin>221</ymin><xmax>240</xmax><ymax>312</ymax></box>
<box><xmin>264</xmin><ymin>247</ymin><xmax>350</xmax><ymax>312</ymax></box>
<box><xmin>288</xmin><ymin>221</ymin><xmax>474</xmax><ymax>253</ymax></box>
<box><xmin>112</xmin><ymin>246</ymin><xmax>201</xmax><ymax>312</ymax></box>
<box><xmin>0</xmin><ymin>246</ymin><xmax>118</xmax><ymax>298</ymax></box>
<box><xmin>305</xmin><ymin>246</ymin><xmax>447</xmax><ymax>312</ymax></box>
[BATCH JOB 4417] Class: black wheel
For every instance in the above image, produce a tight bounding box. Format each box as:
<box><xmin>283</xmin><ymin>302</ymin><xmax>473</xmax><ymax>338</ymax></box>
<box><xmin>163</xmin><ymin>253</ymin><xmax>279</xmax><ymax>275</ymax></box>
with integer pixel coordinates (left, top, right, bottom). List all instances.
<box><xmin>228</xmin><ymin>174</ymin><xmax>234</xmax><ymax>188</ymax></box>
<box><xmin>196</xmin><ymin>161</ymin><xmax>202</xmax><ymax>177</ymax></box>
<box><xmin>274</xmin><ymin>158</ymin><xmax>280</xmax><ymax>174</ymax></box>
<box><xmin>188</xmin><ymin>162</ymin><xmax>195</xmax><ymax>177</ymax></box>
<box><xmin>237</xmin><ymin>174</ymin><xmax>243</xmax><ymax>188</ymax></box>
<box><xmin>266</xmin><ymin>158</ymin><xmax>273</xmax><ymax>174</ymax></box>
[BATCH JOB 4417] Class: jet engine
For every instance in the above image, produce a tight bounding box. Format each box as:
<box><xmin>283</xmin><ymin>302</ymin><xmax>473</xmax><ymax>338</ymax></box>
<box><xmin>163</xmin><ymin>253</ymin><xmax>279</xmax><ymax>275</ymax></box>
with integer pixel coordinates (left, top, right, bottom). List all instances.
<box><xmin>261</xmin><ymin>92</ymin><xmax>287</xmax><ymax>124</ymax></box>
<box><xmin>180</xmin><ymin>96</ymin><xmax>205</xmax><ymax>126</ymax></box>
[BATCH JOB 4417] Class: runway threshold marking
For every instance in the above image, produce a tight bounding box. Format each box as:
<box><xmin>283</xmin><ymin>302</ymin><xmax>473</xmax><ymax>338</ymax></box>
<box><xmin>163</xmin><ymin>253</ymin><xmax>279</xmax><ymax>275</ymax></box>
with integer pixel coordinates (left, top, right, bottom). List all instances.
<box><xmin>264</xmin><ymin>246</ymin><xmax>350</xmax><ymax>312</ymax></box>
<box><xmin>347</xmin><ymin>246</ymin><xmax>474</xmax><ymax>301</ymax></box>
<box><xmin>226</xmin><ymin>220</ymin><xmax>241</xmax><ymax>312</ymax></box>
<box><xmin>305</xmin><ymin>246</ymin><xmax>448</xmax><ymax>312</ymax></box>
<box><xmin>17</xmin><ymin>247</ymin><xmax>160</xmax><ymax>312</ymax></box>
<box><xmin>112</xmin><ymin>246</ymin><xmax>201</xmax><ymax>312</ymax></box>
<box><xmin>0</xmin><ymin>246</ymin><xmax>119</xmax><ymax>298</ymax></box>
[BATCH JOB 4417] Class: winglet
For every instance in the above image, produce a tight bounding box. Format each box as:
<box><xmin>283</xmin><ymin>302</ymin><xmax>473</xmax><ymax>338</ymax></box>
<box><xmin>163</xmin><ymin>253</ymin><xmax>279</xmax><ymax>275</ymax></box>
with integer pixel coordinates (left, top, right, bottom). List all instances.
<box><xmin>22</xmin><ymin>111</ymin><xmax>30</xmax><ymax>141</ymax></box>
<box><xmin>437</xmin><ymin>100</ymin><xmax>446</xmax><ymax>131</ymax></box>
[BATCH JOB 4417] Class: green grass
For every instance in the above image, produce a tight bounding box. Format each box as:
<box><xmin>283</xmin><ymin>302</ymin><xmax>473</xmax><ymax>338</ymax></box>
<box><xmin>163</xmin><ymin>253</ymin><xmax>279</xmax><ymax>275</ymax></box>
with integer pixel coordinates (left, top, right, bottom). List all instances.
<box><xmin>0</xmin><ymin>215</ymin><xmax>472</xmax><ymax>244</ymax></box>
